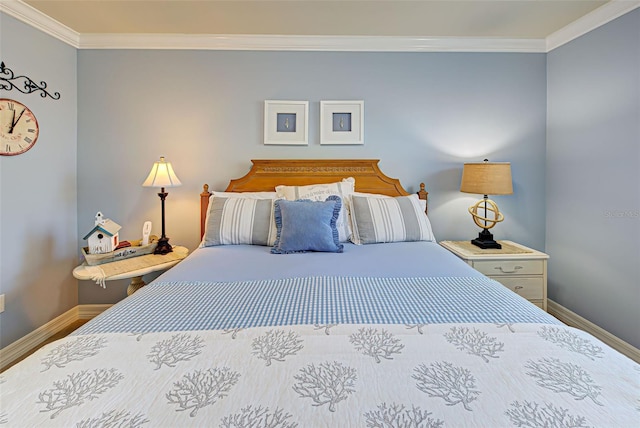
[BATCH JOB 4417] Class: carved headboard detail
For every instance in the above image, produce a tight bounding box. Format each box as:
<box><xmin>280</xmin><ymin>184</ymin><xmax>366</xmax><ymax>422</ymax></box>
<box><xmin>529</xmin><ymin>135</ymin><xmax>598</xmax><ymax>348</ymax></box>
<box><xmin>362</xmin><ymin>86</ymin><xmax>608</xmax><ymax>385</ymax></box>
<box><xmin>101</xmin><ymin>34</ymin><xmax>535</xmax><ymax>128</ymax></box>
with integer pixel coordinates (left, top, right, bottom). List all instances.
<box><xmin>200</xmin><ymin>159</ymin><xmax>428</xmax><ymax>238</ymax></box>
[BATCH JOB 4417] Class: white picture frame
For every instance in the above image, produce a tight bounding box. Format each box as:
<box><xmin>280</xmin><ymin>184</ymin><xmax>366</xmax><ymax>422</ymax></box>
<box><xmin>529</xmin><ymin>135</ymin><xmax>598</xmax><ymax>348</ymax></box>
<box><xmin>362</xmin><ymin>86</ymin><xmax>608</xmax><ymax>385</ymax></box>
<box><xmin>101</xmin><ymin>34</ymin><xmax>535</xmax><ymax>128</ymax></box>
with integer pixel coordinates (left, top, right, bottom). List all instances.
<box><xmin>264</xmin><ymin>100</ymin><xmax>309</xmax><ymax>145</ymax></box>
<box><xmin>320</xmin><ymin>100</ymin><xmax>364</xmax><ymax>145</ymax></box>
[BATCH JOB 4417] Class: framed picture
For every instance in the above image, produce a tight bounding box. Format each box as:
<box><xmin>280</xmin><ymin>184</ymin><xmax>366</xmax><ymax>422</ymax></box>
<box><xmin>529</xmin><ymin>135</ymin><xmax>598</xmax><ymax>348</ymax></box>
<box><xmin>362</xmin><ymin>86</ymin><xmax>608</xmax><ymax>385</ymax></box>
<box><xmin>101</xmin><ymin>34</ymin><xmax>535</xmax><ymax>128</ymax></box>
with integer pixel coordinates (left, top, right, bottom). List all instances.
<box><xmin>320</xmin><ymin>100</ymin><xmax>364</xmax><ymax>145</ymax></box>
<box><xmin>264</xmin><ymin>100</ymin><xmax>309</xmax><ymax>145</ymax></box>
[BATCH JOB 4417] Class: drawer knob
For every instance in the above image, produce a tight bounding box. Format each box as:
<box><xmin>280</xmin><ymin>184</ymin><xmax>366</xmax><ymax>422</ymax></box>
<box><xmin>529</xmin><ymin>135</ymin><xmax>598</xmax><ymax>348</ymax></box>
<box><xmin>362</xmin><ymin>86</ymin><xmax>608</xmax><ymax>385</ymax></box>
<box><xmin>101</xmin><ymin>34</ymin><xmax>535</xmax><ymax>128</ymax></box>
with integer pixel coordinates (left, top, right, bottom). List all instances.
<box><xmin>514</xmin><ymin>285</ymin><xmax>524</xmax><ymax>291</ymax></box>
<box><xmin>495</xmin><ymin>265</ymin><xmax>523</xmax><ymax>273</ymax></box>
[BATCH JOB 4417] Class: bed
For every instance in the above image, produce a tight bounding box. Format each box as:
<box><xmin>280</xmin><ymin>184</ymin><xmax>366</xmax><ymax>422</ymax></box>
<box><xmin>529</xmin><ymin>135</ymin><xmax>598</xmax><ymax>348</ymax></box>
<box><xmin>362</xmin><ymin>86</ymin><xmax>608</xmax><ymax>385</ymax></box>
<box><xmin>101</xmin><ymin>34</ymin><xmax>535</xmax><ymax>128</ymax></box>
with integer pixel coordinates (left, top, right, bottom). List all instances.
<box><xmin>1</xmin><ymin>159</ymin><xmax>638</xmax><ymax>427</ymax></box>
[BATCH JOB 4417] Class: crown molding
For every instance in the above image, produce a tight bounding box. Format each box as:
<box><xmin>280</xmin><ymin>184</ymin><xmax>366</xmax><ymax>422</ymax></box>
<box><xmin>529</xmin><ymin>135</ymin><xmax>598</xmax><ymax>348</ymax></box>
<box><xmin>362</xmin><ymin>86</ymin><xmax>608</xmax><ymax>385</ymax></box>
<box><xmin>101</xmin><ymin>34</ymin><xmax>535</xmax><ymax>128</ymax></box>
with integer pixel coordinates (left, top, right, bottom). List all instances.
<box><xmin>0</xmin><ymin>0</ymin><xmax>80</xmax><ymax>47</ymax></box>
<box><xmin>0</xmin><ymin>0</ymin><xmax>543</xmax><ymax>52</ymax></box>
<box><xmin>546</xmin><ymin>0</ymin><xmax>640</xmax><ymax>51</ymax></box>
<box><xmin>78</xmin><ymin>33</ymin><xmax>546</xmax><ymax>52</ymax></box>
<box><xmin>1</xmin><ymin>0</ymin><xmax>637</xmax><ymax>53</ymax></box>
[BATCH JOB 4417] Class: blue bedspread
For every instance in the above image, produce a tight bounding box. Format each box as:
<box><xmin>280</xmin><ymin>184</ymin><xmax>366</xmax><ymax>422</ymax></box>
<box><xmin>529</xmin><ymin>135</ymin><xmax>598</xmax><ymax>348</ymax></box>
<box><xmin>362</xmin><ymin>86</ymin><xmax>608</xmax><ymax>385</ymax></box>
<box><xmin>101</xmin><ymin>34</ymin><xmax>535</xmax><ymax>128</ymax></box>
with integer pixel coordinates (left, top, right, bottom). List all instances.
<box><xmin>75</xmin><ymin>276</ymin><xmax>560</xmax><ymax>335</ymax></box>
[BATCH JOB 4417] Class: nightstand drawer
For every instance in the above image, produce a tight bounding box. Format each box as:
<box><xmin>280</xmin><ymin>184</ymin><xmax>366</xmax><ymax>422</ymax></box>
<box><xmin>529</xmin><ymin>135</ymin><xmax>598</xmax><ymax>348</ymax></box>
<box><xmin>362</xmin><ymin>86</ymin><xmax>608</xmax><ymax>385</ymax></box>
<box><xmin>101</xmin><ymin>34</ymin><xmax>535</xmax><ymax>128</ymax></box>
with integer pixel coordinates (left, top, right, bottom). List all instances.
<box><xmin>473</xmin><ymin>259</ymin><xmax>544</xmax><ymax>276</ymax></box>
<box><xmin>441</xmin><ymin>241</ymin><xmax>548</xmax><ymax>312</ymax></box>
<box><xmin>489</xmin><ymin>276</ymin><xmax>544</xmax><ymax>300</ymax></box>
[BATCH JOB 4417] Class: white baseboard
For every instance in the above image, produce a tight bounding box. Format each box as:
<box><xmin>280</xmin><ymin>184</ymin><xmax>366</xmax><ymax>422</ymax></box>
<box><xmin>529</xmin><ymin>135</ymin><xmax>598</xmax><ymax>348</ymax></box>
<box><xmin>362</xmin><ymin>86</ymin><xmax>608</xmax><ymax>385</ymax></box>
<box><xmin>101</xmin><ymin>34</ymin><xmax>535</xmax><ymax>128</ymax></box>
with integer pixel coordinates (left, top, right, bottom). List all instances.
<box><xmin>1</xmin><ymin>306</ymin><xmax>79</xmax><ymax>370</ymax></box>
<box><xmin>78</xmin><ymin>304</ymin><xmax>112</xmax><ymax>319</ymax></box>
<box><xmin>0</xmin><ymin>304</ymin><xmax>112</xmax><ymax>371</ymax></box>
<box><xmin>548</xmin><ymin>299</ymin><xmax>640</xmax><ymax>363</ymax></box>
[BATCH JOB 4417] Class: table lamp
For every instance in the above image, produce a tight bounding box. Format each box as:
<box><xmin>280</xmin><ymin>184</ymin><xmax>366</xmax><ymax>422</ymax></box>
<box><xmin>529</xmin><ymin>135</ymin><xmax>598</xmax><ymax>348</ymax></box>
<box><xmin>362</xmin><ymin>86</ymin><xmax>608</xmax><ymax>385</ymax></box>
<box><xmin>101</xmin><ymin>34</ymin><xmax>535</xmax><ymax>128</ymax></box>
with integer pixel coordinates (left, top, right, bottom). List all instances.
<box><xmin>460</xmin><ymin>159</ymin><xmax>513</xmax><ymax>249</ymax></box>
<box><xmin>143</xmin><ymin>156</ymin><xmax>182</xmax><ymax>254</ymax></box>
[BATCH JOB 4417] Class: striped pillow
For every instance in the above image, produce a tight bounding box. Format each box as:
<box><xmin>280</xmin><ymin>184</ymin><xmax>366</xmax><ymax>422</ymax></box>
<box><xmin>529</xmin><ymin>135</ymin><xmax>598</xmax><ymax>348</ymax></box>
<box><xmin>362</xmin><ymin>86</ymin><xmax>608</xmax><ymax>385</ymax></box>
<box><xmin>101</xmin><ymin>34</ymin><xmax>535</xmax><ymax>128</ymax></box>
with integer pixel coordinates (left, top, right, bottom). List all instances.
<box><xmin>350</xmin><ymin>194</ymin><xmax>435</xmax><ymax>244</ymax></box>
<box><xmin>202</xmin><ymin>197</ymin><xmax>276</xmax><ymax>246</ymax></box>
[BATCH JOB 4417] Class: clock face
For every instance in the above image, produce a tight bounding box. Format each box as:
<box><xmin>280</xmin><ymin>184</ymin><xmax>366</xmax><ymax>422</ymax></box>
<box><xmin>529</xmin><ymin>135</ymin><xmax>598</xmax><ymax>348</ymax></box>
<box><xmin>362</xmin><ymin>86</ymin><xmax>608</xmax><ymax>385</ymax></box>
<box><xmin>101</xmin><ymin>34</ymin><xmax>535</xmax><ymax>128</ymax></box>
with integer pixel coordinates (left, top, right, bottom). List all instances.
<box><xmin>0</xmin><ymin>98</ymin><xmax>39</xmax><ymax>156</ymax></box>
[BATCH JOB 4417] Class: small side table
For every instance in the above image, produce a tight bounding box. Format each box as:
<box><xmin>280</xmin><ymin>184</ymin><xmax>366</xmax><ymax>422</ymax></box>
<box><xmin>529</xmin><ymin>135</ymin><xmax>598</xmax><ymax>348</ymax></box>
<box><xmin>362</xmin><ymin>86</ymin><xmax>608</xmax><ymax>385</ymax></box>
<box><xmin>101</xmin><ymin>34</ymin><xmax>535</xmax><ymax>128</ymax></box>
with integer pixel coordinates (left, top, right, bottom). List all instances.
<box><xmin>440</xmin><ymin>240</ymin><xmax>549</xmax><ymax>311</ymax></box>
<box><xmin>73</xmin><ymin>246</ymin><xmax>189</xmax><ymax>295</ymax></box>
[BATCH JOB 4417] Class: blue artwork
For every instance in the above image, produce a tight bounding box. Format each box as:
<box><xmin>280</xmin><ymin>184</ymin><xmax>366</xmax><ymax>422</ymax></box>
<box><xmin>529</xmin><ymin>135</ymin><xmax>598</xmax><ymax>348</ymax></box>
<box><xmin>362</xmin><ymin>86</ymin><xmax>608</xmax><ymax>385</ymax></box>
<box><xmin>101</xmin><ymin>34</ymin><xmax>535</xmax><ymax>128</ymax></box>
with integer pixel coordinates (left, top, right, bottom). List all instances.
<box><xmin>332</xmin><ymin>113</ymin><xmax>352</xmax><ymax>132</ymax></box>
<box><xmin>277</xmin><ymin>113</ymin><xmax>297</xmax><ymax>132</ymax></box>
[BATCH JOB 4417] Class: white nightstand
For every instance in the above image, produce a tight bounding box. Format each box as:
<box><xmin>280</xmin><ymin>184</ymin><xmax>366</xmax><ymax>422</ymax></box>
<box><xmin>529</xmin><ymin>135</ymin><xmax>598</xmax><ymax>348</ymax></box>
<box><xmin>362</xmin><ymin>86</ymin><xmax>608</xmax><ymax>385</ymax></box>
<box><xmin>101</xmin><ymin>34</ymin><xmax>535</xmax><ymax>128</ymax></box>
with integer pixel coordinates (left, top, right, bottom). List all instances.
<box><xmin>440</xmin><ymin>240</ymin><xmax>549</xmax><ymax>311</ymax></box>
<box><xmin>73</xmin><ymin>246</ymin><xmax>189</xmax><ymax>295</ymax></box>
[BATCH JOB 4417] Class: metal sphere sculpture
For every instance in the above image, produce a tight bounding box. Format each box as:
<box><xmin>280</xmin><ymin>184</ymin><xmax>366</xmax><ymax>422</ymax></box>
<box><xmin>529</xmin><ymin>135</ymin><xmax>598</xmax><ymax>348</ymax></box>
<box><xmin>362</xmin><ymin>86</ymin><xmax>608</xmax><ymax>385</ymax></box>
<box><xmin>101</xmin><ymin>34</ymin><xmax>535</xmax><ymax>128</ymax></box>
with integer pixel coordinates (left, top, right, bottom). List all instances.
<box><xmin>468</xmin><ymin>198</ymin><xmax>504</xmax><ymax>231</ymax></box>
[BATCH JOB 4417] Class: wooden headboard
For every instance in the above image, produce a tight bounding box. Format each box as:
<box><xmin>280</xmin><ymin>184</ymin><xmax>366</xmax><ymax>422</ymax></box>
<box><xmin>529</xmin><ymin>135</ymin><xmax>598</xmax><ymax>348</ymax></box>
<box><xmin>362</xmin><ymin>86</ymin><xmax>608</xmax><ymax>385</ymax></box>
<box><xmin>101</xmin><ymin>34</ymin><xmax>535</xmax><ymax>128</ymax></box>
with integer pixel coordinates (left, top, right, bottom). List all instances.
<box><xmin>200</xmin><ymin>159</ymin><xmax>428</xmax><ymax>238</ymax></box>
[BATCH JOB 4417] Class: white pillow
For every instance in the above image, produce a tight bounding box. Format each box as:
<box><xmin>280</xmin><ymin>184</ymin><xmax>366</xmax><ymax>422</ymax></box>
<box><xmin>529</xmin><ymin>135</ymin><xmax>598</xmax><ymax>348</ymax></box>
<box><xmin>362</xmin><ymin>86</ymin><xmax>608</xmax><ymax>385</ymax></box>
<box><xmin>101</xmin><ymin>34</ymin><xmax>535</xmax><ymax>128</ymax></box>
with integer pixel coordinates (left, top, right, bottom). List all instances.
<box><xmin>350</xmin><ymin>194</ymin><xmax>435</xmax><ymax>245</ymax></box>
<box><xmin>200</xmin><ymin>191</ymin><xmax>277</xmax><ymax>247</ymax></box>
<box><xmin>275</xmin><ymin>178</ymin><xmax>355</xmax><ymax>242</ymax></box>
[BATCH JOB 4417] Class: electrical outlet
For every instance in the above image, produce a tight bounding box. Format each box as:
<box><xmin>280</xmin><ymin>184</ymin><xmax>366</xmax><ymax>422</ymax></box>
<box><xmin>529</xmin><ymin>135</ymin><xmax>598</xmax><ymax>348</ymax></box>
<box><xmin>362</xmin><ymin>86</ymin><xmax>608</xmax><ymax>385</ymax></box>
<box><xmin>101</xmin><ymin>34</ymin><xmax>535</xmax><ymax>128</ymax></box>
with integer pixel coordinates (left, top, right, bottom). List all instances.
<box><xmin>0</xmin><ymin>294</ymin><xmax>4</xmax><ymax>313</ymax></box>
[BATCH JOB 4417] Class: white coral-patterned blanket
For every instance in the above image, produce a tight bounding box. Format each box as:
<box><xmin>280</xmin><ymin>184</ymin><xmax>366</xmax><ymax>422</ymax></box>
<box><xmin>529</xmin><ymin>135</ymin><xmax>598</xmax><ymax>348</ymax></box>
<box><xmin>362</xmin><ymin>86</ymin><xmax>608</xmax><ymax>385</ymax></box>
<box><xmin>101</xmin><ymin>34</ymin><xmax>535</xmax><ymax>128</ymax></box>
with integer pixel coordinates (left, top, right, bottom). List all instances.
<box><xmin>1</xmin><ymin>323</ymin><xmax>638</xmax><ymax>427</ymax></box>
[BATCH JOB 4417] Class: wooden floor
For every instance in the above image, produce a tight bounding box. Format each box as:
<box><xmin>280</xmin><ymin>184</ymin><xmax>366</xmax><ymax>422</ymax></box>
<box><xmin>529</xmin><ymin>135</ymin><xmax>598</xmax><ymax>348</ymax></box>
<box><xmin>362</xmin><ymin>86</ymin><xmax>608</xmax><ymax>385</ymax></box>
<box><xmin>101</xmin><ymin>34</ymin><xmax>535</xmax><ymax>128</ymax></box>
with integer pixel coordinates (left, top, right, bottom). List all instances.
<box><xmin>1</xmin><ymin>319</ymin><xmax>89</xmax><ymax>373</ymax></box>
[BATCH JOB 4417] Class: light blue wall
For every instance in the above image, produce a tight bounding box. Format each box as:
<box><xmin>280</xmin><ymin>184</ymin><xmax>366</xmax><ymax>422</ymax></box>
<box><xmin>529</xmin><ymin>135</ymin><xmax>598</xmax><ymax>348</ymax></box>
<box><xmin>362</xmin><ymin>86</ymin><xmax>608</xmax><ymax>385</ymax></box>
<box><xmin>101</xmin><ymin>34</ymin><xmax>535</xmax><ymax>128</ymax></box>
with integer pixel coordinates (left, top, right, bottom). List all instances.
<box><xmin>76</xmin><ymin>50</ymin><xmax>547</xmax><ymax>302</ymax></box>
<box><xmin>0</xmin><ymin>14</ymin><xmax>78</xmax><ymax>348</ymax></box>
<box><xmin>3</xmin><ymin>6</ymin><xmax>638</xmax><ymax>352</ymax></box>
<box><xmin>547</xmin><ymin>9</ymin><xmax>640</xmax><ymax>348</ymax></box>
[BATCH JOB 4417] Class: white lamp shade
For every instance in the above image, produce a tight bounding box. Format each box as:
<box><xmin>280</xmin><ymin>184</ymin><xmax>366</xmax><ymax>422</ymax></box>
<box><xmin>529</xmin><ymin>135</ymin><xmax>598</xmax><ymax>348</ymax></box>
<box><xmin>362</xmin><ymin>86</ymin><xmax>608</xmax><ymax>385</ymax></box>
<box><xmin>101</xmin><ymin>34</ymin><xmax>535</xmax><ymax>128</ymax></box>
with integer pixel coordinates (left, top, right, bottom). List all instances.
<box><xmin>142</xmin><ymin>156</ymin><xmax>182</xmax><ymax>188</ymax></box>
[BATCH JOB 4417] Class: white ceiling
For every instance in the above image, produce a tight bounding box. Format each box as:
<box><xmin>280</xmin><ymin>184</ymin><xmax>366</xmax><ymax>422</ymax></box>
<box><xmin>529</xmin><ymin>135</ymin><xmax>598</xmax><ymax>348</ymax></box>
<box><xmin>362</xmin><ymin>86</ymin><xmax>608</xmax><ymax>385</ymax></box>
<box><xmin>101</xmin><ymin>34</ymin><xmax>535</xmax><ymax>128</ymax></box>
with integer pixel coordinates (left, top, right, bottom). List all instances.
<box><xmin>3</xmin><ymin>0</ymin><xmax>639</xmax><ymax>51</ymax></box>
<box><xmin>21</xmin><ymin>0</ymin><xmax>609</xmax><ymax>38</ymax></box>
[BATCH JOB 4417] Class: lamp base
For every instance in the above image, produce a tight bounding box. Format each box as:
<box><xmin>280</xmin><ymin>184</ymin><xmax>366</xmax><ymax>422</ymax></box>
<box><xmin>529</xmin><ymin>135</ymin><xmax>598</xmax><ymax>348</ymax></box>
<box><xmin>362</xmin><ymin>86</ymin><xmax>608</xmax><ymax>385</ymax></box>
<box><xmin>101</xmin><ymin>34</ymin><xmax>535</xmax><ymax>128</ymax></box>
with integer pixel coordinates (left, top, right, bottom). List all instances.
<box><xmin>154</xmin><ymin>237</ymin><xmax>173</xmax><ymax>255</ymax></box>
<box><xmin>471</xmin><ymin>229</ymin><xmax>502</xmax><ymax>249</ymax></box>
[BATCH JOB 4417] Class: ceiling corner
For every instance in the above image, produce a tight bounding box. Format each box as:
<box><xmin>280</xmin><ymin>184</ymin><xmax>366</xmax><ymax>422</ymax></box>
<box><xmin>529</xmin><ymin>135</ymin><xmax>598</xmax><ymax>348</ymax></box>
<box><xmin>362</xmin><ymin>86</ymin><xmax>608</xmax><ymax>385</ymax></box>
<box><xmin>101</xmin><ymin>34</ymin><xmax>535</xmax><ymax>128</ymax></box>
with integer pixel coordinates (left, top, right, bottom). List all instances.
<box><xmin>546</xmin><ymin>0</ymin><xmax>640</xmax><ymax>51</ymax></box>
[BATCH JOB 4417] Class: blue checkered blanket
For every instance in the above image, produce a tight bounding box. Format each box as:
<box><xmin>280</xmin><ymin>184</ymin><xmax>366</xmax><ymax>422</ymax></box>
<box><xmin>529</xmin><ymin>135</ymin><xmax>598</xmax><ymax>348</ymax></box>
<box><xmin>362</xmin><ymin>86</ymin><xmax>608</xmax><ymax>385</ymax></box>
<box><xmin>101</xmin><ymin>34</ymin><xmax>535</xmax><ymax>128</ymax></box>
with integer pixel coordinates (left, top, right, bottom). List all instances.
<box><xmin>74</xmin><ymin>276</ymin><xmax>560</xmax><ymax>335</ymax></box>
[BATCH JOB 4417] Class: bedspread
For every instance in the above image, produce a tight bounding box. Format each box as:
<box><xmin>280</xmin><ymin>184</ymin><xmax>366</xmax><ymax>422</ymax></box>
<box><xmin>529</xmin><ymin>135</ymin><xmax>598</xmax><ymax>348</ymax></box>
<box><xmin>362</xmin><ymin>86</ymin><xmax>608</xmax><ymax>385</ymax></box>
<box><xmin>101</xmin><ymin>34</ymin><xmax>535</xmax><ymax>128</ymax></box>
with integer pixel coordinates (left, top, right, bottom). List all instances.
<box><xmin>75</xmin><ymin>276</ymin><xmax>560</xmax><ymax>335</ymax></box>
<box><xmin>2</xmin><ymin>323</ymin><xmax>638</xmax><ymax>427</ymax></box>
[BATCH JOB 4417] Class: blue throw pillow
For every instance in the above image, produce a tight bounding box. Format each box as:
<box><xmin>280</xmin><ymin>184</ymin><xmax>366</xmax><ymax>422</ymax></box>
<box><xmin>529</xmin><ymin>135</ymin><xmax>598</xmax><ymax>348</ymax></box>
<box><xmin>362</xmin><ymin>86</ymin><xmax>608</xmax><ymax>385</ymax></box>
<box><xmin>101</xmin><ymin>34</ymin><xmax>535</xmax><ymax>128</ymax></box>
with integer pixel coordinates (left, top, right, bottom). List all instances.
<box><xmin>271</xmin><ymin>196</ymin><xmax>343</xmax><ymax>254</ymax></box>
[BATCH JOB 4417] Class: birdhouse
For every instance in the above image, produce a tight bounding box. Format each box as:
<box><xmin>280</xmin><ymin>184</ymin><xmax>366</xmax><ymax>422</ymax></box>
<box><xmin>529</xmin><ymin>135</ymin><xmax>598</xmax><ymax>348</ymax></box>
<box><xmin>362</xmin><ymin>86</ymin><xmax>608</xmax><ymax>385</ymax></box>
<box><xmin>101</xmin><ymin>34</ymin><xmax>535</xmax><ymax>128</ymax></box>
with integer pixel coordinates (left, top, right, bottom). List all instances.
<box><xmin>83</xmin><ymin>212</ymin><xmax>122</xmax><ymax>254</ymax></box>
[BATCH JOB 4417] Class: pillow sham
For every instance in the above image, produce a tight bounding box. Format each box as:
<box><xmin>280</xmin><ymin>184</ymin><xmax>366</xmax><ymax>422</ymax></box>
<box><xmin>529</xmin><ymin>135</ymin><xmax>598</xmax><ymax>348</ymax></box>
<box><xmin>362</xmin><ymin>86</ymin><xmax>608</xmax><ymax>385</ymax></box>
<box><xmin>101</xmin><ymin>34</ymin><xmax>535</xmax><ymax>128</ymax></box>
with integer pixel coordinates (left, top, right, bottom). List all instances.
<box><xmin>271</xmin><ymin>196</ymin><xmax>343</xmax><ymax>254</ymax></box>
<box><xmin>275</xmin><ymin>178</ymin><xmax>355</xmax><ymax>242</ymax></box>
<box><xmin>350</xmin><ymin>194</ymin><xmax>435</xmax><ymax>245</ymax></box>
<box><xmin>351</xmin><ymin>191</ymin><xmax>428</xmax><ymax>214</ymax></box>
<box><xmin>201</xmin><ymin>195</ymin><xmax>277</xmax><ymax>247</ymax></box>
<box><xmin>201</xmin><ymin>191</ymin><xmax>277</xmax><ymax>247</ymax></box>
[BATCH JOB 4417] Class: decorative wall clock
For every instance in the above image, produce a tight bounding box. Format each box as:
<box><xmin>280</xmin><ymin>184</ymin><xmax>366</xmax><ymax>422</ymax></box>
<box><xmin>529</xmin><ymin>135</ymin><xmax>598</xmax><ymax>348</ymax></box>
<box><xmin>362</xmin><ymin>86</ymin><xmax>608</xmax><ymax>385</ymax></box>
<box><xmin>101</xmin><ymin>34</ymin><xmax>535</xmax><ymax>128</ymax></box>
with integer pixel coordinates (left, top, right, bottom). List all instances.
<box><xmin>0</xmin><ymin>98</ymin><xmax>39</xmax><ymax>156</ymax></box>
